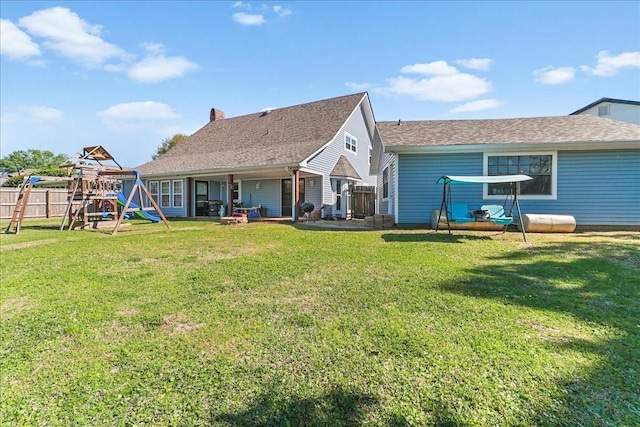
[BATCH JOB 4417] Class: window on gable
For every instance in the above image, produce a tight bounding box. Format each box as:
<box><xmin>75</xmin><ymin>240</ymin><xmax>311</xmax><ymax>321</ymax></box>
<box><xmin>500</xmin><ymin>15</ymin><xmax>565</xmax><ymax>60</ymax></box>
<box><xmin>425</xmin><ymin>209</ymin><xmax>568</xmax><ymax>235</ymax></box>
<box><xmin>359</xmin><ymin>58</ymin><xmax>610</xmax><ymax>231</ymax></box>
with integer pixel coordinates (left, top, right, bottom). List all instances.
<box><xmin>345</xmin><ymin>133</ymin><xmax>357</xmax><ymax>153</ymax></box>
<box><xmin>382</xmin><ymin>167</ymin><xmax>389</xmax><ymax>199</ymax></box>
<box><xmin>597</xmin><ymin>105</ymin><xmax>610</xmax><ymax>116</ymax></box>
<box><xmin>486</xmin><ymin>153</ymin><xmax>555</xmax><ymax>198</ymax></box>
<box><xmin>369</xmin><ymin>147</ymin><xmax>372</xmax><ymax>165</ymax></box>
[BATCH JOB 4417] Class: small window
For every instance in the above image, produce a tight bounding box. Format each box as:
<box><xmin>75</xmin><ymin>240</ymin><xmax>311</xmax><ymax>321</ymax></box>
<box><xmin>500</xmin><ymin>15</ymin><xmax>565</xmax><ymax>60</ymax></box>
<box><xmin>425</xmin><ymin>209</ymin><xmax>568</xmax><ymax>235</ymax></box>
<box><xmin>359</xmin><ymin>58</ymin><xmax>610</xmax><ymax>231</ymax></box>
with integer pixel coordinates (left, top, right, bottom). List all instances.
<box><xmin>345</xmin><ymin>133</ymin><xmax>357</xmax><ymax>153</ymax></box>
<box><xmin>172</xmin><ymin>180</ymin><xmax>183</xmax><ymax>208</ymax></box>
<box><xmin>160</xmin><ymin>181</ymin><xmax>171</xmax><ymax>208</ymax></box>
<box><xmin>597</xmin><ymin>105</ymin><xmax>610</xmax><ymax>116</ymax></box>
<box><xmin>335</xmin><ymin>179</ymin><xmax>342</xmax><ymax>211</ymax></box>
<box><xmin>369</xmin><ymin>147</ymin><xmax>372</xmax><ymax>165</ymax></box>
<box><xmin>232</xmin><ymin>182</ymin><xmax>240</xmax><ymax>202</ymax></box>
<box><xmin>148</xmin><ymin>181</ymin><xmax>159</xmax><ymax>203</ymax></box>
<box><xmin>382</xmin><ymin>167</ymin><xmax>389</xmax><ymax>199</ymax></box>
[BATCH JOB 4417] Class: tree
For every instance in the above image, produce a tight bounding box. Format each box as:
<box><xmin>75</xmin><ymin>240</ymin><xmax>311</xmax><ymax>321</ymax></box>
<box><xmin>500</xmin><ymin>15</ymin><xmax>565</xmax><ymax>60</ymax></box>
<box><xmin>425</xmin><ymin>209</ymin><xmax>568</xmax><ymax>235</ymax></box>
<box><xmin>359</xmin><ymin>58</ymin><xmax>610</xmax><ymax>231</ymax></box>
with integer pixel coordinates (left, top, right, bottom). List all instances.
<box><xmin>0</xmin><ymin>149</ymin><xmax>68</xmax><ymax>173</ymax></box>
<box><xmin>152</xmin><ymin>134</ymin><xmax>188</xmax><ymax>160</ymax></box>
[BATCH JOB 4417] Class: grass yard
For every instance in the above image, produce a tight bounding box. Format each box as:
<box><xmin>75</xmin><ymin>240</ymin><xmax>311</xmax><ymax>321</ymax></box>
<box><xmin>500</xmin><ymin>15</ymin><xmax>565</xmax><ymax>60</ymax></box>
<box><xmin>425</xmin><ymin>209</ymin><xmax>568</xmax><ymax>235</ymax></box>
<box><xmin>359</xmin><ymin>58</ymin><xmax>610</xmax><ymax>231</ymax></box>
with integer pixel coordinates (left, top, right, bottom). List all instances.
<box><xmin>1</xmin><ymin>219</ymin><xmax>639</xmax><ymax>426</ymax></box>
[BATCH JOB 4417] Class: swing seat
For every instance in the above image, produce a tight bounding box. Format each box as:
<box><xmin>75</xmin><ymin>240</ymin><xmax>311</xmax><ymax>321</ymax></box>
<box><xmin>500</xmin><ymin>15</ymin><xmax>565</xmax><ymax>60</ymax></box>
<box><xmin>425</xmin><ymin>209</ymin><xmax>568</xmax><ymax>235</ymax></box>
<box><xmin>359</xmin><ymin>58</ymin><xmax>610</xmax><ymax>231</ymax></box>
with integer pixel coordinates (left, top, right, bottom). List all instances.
<box><xmin>481</xmin><ymin>204</ymin><xmax>513</xmax><ymax>225</ymax></box>
<box><xmin>449</xmin><ymin>203</ymin><xmax>474</xmax><ymax>223</ymax></box>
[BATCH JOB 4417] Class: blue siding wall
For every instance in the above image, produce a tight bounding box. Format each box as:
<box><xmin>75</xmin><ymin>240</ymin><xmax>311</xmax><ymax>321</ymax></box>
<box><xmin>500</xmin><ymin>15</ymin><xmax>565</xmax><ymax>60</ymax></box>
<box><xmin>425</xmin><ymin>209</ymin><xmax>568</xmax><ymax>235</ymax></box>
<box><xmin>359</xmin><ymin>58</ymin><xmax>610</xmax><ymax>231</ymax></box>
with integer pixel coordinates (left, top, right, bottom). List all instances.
<box><xmin>396</xmin><ymin>149</ymin><xmax>640</xmax><ymax>226</ymax></box>
<box><xmin>397</xmin><ymin>153</ymin><xmax>483</xmax><ymax>224</ymax></box>
<box><xmin>531</xmin><ymin>149</ymin><xmax>640</xmax><ymax>225</ymax></box>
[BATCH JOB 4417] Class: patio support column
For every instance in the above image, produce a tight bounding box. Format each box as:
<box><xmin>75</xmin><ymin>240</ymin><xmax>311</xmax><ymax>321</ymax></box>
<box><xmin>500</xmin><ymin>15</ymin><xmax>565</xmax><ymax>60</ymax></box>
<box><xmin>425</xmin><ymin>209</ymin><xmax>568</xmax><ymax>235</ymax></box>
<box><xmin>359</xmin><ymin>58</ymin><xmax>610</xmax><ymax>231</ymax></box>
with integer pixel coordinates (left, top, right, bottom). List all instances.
<box><xmin>291</xmin><ymin>169</ymin><xmax>299</xmax><ymax>222</ymax></box>
<box><xmin>227</xmin><ymin>174</ymin><xmax>234</xmax><ymax>217</ymax></box>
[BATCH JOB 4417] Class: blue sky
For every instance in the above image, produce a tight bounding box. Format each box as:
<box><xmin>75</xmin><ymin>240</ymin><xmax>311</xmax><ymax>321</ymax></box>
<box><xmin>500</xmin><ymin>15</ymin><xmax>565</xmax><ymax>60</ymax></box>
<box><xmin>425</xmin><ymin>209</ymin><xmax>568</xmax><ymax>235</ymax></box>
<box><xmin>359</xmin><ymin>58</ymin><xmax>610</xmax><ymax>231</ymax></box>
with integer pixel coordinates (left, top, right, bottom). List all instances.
<box><xmin>1</xmin><ymin>1</ymin><xmax>639</xmax><ymax>167</ymax></box>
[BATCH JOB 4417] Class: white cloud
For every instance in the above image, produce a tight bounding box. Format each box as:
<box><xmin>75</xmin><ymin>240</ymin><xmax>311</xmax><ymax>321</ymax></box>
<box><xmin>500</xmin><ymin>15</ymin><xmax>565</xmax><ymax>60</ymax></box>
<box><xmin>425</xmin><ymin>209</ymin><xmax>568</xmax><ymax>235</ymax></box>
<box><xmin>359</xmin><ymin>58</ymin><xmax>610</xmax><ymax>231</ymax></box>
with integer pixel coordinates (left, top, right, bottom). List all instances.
<box><xmin>533</xmin><ymin>66</ymin><xmax>576</xmax><ymax>85</ymax></box>
<box><xmin>18</xmin><ymin>6</ymin><xmax>130</xmax><ymax>68</ymax></box>
<box><xmin>142</xmin><ymin>42</ymin><xmax>165</xmax><ymax>56</ymax></box>
<box><xmin>273</xmin><ymin>5</ymin><xmax>292</xmax><ymax>17</ymax></box>
<box><xmin>127</xmin><ymin>55</ymin><xmax>199</xmax><ymax>83</ymax></box>
<box><xmin>456</xmin><ymin>58</ymin><xmax>493</xmax><ymax>71</ymax></box>
<box><xmin>345</xmin><ymin>81</ymin><xmax>376</xmax><ymax>91</ymax></box>
<box><xmin>449</xmin><ymin>99</ymin><xmax>502</xmax><ymax>113</ymax></box>
<box><xmin>99</xmin><ymin>101</ymin><xmax>180</xmax><ymax>121</ymax></box>
<box><xmin>232</xmin><ymin>1</ymin><xmax>250</xmax><ymax>8</ymax></box>
<box><xmin>580</xmin><ymin>50</ymin><xmax>640</xmax><ymax>77</ymax></box>
<box><xmin>232</xmin><ymin>12</ymin><xmax>266</xmax><ymax>26</ymax></box>
<box><xmin>400</xmin><ymin>61</ymin><xmax>458</xmax><ymax>76</ymax></box>
<box><xmin>376</xmin><ymin>71</ymin><xmax>492</xmax><ymax>102</ymax></box>
<box><xmin>0</xmin><ymin>19</ymin><xmax>41</xmax><ymax>59</ymax></box>
<box><xmin>2</xmin><ymin>105</ymin><xmax>64</xmax><ymax>124</ymax></box>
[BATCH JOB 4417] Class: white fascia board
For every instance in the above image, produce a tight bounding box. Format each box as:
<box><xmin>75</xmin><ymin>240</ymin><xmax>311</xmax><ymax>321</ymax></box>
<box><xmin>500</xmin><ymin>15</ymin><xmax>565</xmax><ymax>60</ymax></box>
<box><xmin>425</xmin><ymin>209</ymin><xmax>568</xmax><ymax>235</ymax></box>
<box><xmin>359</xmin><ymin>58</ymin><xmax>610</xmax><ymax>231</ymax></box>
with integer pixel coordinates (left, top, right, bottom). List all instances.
<box><xmin>384</xmin><ymin>140</ymin><xmax>640</xmax><ymax>154</ymax></box>
<box><xmin>139</xmin><ymin>163</ymin><xmax>301</xmax><ymax>179</ymax></box>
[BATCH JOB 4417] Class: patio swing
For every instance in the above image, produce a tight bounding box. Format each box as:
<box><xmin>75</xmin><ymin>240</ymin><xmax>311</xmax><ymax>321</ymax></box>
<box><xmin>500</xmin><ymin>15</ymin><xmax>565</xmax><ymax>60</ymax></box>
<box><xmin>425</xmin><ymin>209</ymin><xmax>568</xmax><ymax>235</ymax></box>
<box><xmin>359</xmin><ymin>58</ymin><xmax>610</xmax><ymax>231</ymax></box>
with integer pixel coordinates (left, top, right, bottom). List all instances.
<box><xmin>435</xmin><ymin>174</ymin><xmax>532</xmax><ymax>242</ymax></box>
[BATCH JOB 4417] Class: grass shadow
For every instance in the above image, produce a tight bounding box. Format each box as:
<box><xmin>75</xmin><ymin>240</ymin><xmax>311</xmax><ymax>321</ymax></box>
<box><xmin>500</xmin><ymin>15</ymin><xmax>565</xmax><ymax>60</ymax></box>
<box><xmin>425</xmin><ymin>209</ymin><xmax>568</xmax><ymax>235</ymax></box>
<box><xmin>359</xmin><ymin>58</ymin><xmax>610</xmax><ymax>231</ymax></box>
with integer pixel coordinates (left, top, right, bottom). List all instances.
<box><xmin>212</xmin><ymin>384</ymin><xmax>377</xmax><ymax>426</ymax></box>
<box><xmin>437</xmin><ymin>239</ymin><xmax>640</xmax><ymax>424</ymax></box>
<box><xmin>381</xmin><ymin>232</ymin><xmax>493</xmax><ymax>243</ymax></box>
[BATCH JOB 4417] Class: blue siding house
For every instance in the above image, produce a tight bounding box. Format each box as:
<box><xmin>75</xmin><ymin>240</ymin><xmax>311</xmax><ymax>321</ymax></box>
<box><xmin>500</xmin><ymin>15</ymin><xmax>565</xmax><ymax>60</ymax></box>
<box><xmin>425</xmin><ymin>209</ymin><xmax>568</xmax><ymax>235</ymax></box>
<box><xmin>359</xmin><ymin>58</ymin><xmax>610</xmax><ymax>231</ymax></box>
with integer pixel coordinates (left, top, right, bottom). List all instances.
<box><xmin>134</xmin><ymin>93</ymin><xmax>376</xmax><ymax>221</ymax></box>
<box><xmin>375</xmin><ymin>116</ymin><xmax>640</xmax><ymax>227</ymax></box>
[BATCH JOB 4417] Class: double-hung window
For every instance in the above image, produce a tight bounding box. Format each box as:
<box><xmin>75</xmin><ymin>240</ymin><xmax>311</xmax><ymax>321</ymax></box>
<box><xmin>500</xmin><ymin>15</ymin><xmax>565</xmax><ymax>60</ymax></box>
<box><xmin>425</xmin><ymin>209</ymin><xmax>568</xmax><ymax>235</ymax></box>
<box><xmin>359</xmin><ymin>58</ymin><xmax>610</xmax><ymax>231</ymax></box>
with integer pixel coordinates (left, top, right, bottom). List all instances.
<box><xmin>382</xmin><ymin>167</ymin><xmax>389</xmax><ymax>199</ymax></box>
<box><xmin>160</xmin><ymin>181</ymin><xmax>171</xmax><ymax>208</ymax></box>
<box><xmin>485</xmin><ymin>152</ymin><xmax>556</xmax><ymax>199</ymax></box>
<box><xmin>345</xmin><ymin>133</ymin><xmax>357</xmax><ymax>153</ymax></box>
<box><xmin>148</xmin><ymin>181</ymin><xmax>159</xmax><ymax>204</ymax></box>
<box><xmin>172</xmin><ymin>180</ymin><xmax>183</xmax><ymax>208</ymax></box>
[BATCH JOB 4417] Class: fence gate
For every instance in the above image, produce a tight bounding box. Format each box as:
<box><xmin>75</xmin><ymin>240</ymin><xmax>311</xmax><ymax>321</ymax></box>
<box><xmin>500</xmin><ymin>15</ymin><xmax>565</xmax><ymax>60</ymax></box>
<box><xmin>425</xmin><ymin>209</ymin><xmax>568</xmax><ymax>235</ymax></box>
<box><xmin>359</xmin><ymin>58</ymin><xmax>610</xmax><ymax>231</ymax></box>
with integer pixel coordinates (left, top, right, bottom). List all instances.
<box><xmin>350</xmin><ymin>185</ymin><xmax>376</xmax><ymax>219</ymax></box>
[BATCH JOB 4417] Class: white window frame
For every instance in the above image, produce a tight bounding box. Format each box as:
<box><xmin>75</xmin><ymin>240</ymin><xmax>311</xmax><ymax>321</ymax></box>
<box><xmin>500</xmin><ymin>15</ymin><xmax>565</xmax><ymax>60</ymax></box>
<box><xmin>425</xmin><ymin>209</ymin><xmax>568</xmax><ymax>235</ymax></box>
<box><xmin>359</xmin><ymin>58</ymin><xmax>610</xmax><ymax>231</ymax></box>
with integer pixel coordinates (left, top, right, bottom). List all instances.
<box><xmin>483</xmin><ymin>151</ymin><xmax>557</xmax><ymax>200</ymax></box>
<box><xmin>147</xmin><ymin>181</ymin><xmax>159</xmax><ymax>204</ymax></box>
<box><xmin>160</xmin><ymin>180</ymin><xmax>171</xmax><ymax>208</ymax></box>
<box><xmin>345</xmin><ymin>132</ymin><xmax>357</xmax><ymax>153</ymax></box>
<box><xmin>382</xmin><ymin>167</ymin><xmax>389</xmax><ymax>200</ymax></box>
<box><xmin>172</xmin><ymin>180</ymin><xmax>183</xmax><ymax>208</ymax></box>
<box><xmin>225</xmin><ymin>181</ymin><xmax>241</xmax><ymax>203</ymax></box>
<box><xmin>334</xmin><ymin>179</ymin><xmax>342</xmax><ymax>212</ymax></box>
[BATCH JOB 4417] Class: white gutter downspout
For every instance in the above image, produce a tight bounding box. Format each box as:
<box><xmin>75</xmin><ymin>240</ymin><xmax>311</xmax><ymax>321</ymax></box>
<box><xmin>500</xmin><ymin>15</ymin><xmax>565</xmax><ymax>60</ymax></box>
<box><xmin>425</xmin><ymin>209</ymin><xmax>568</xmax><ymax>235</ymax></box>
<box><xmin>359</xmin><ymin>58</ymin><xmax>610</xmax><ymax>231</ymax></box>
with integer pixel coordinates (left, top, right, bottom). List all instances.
<box><xmin>286</xmin><ymin>166</ymin><xmax>297</xmax><ymax>222</ymax></box>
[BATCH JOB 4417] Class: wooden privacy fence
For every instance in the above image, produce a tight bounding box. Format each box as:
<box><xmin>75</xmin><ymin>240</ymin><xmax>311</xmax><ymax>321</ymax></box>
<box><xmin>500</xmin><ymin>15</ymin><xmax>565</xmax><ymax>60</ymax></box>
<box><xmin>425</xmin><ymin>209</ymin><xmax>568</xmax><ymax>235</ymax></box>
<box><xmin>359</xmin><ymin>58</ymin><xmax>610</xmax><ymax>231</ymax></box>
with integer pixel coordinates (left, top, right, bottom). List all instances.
<box><xmin>0</xmin><ymin>188</ymin><xmax>68</xmax><ymax>219</ymax></box>
<box><xmin>350</xmin><ymin>185</ymin><xmax>376</xmax><ymax>219</ymax></box>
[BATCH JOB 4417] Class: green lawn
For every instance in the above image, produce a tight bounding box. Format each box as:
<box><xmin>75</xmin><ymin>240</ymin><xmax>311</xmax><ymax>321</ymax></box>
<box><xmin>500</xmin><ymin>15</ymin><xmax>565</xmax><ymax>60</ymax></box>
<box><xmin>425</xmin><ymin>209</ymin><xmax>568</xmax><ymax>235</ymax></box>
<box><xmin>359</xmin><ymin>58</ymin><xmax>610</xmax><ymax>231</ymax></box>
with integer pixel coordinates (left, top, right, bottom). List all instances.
<box><xmin>1</xmin><ymin>219</ymin><xmax>638</xmax><ymax>426</ymax></box>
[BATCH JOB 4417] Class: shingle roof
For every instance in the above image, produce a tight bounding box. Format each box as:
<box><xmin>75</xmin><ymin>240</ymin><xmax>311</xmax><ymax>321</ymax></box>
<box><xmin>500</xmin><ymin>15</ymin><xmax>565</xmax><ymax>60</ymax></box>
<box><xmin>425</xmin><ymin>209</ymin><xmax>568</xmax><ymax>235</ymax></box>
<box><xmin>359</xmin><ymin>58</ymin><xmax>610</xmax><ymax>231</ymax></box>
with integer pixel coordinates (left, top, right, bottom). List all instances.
<box><xmin>136</xmin><ymin>93</ymin><xmax>366</xmax><ymax>175</ymax></box>
<box><xmin>330</xmin><ymin>155</ymin><xmax>361</xmax><ymax>180</ymax></box>
<box><xmin>570</xmin><ymin>97</ymin><xmax>640</xmax><ymax>115</ymax></box>
<box><xmin>377</xmin><ymin>115</ymin><xmax>640</xmax><ymax>148</ymax></box>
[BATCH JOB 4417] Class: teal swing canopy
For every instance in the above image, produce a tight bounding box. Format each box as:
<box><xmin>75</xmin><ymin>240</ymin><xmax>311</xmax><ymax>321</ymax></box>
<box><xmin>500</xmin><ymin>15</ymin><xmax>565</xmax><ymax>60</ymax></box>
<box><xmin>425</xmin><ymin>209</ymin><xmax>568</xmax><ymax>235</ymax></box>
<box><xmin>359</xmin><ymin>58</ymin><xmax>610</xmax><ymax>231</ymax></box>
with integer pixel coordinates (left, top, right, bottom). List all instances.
<box><xmin>436</xmin><ymin>174</ymin><xmax>533</xmax><ymax>241</ymax></box>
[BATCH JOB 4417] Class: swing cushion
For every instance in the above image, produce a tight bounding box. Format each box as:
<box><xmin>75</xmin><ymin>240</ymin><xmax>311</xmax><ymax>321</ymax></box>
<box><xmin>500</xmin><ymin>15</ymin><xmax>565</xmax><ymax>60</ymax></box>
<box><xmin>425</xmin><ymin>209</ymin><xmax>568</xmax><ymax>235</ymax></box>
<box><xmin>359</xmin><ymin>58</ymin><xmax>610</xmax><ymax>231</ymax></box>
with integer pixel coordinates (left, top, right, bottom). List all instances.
<box><xmin>449</xmin><ymin>203</ymin><xmax>474</xmax><ymax>223</ymax></box>
<box><xmin>481</xmin><ymin>204</ymin><xmax>513</xmax><ymax>225</ymax></box>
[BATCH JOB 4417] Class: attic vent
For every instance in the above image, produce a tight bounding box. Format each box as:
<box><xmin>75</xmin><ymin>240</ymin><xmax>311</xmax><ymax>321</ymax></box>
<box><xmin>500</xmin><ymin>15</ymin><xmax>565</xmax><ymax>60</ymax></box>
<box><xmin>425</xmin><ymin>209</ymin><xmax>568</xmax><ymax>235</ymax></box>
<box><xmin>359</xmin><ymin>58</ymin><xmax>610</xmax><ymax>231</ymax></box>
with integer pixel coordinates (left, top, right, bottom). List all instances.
<box><xmin>597</xmin><ymin>105</ymin><xmax>610</xmax><ymax>117</ymax></box>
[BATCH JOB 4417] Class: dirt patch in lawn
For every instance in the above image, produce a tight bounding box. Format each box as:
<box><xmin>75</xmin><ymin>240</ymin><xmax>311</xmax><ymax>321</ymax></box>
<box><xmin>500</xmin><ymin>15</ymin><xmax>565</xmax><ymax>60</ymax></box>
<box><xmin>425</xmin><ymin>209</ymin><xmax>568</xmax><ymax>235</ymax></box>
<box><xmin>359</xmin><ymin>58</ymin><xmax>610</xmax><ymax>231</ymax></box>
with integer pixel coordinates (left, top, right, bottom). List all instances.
<box><xmin>1</xmin><ymin>238</ymin><xmax>60</xmax><ymax>251</ymax></box>
<box><xmin>160</xmin><ymin>313</ymin><xmax>204</xmax><ymax>335</ymax></box>
<box><xmin>0</xmin><ymin>296</ymin><xmax>36</xmax><ymax>319</ymax></box>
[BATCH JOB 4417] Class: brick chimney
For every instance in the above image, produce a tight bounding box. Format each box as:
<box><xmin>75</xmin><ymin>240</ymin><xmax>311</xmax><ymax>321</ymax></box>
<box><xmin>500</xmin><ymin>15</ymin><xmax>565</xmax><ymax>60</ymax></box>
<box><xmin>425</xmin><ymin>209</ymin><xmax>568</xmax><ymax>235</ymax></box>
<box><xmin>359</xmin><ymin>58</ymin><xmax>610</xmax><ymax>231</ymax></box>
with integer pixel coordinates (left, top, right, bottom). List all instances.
<box><xmin>210</xmin><ymin>108</ymin><xmax>225</xmax><ymax>122</ymax></box>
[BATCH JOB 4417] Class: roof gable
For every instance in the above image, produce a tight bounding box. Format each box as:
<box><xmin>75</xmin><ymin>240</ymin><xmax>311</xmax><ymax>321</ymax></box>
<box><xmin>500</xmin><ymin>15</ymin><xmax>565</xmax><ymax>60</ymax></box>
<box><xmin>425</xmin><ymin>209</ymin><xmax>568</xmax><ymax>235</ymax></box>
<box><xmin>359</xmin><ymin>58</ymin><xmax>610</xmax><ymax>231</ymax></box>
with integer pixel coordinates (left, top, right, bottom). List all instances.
<box><xmin>570</xmin><ymin>97</ymin><xmax>640</xmax><ymax>115</ymax></box>
<box><xmin>330</xmin><ymin>155</ymin><xmax>361</xmax><ymax>180</ymax></box>
<box><xmin>136</xmin><ymin>92</ymin><xmax>366</xmax><ymax>175</ymax></box>
<box><xmin>377</xmin><ymin>115</ymin><xmax>640</xmax><ymax>148</ymax></box>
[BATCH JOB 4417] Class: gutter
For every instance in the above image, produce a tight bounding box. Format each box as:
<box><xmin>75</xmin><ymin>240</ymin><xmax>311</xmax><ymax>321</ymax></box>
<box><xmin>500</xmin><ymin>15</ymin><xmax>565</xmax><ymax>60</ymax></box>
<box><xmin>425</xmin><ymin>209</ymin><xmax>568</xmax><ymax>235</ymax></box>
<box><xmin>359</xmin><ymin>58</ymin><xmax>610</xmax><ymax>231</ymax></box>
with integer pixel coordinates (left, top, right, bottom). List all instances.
<box><xmin>384</xmin><ymin>140</ymin><xmax>640</xmax><ymax>154</ymax></box>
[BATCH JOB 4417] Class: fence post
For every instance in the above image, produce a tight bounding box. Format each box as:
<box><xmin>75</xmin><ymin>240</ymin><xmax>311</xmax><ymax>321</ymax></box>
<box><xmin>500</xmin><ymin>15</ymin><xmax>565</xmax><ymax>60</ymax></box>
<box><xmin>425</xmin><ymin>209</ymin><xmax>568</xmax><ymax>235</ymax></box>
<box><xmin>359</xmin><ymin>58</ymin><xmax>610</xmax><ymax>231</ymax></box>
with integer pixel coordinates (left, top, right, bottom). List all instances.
<box><xmin>46</xmin><ymin>189</ymin><xmax>50</xmax><ymax>218</ymax></box>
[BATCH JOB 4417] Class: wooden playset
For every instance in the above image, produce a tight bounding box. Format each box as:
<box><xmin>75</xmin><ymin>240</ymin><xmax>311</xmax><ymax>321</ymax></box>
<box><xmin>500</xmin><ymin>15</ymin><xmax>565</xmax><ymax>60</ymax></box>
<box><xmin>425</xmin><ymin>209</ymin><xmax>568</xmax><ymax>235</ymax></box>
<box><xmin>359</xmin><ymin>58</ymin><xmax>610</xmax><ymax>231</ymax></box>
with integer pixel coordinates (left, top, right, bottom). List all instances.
<box><xmin>5</xmin><ymin>146</ymin><xmax>169</xmax><ymax>235</ymax></box>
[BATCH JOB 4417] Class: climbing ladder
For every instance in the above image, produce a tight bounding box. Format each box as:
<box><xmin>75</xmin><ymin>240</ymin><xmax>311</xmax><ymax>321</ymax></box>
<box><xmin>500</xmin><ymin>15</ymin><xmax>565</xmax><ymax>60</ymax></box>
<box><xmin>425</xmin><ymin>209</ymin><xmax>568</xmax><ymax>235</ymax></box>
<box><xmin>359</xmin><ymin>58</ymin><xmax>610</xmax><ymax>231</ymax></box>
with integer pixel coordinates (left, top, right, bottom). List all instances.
<box><xmin>5</xmin><ymin>176</ymin><xmax>34</xmax><ymax>234</ymax></box>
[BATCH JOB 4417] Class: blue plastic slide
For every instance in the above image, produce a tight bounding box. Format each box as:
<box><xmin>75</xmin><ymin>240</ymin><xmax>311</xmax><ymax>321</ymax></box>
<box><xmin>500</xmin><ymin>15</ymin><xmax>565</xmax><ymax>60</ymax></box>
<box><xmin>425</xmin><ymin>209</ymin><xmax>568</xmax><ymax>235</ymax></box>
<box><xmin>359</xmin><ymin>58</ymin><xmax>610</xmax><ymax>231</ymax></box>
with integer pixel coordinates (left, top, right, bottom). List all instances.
<box><xmin>116</xmin><ymin>192</ymin><xmax>161</xmax><ymax>222</ymax></box>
